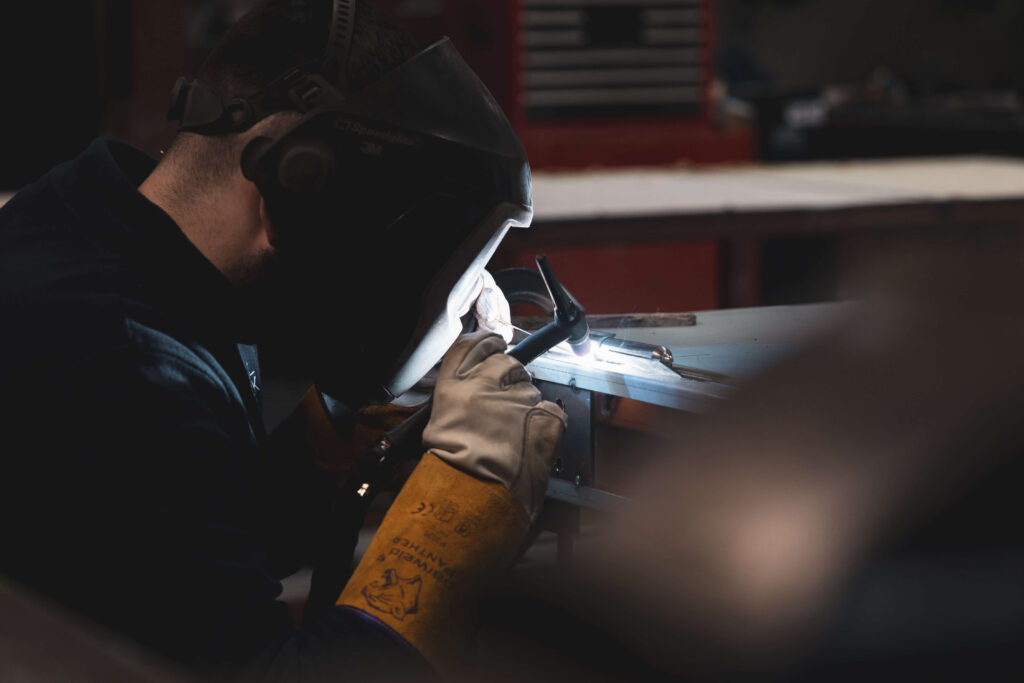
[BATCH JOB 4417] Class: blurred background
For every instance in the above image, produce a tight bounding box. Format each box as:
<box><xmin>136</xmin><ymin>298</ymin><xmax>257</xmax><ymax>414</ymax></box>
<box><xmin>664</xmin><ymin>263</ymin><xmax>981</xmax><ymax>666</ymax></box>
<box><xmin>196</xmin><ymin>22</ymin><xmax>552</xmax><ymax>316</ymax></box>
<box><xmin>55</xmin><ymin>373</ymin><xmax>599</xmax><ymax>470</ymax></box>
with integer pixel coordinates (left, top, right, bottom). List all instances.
<box><xmin>4</xmin><ymin>2</ymin><xmax>1024</xmax><ymax>680</ymax></box>
<box><xmin>7</xmin><ymin>0</ymin><xmax>1024</xmax><ymax>317</ymax></box>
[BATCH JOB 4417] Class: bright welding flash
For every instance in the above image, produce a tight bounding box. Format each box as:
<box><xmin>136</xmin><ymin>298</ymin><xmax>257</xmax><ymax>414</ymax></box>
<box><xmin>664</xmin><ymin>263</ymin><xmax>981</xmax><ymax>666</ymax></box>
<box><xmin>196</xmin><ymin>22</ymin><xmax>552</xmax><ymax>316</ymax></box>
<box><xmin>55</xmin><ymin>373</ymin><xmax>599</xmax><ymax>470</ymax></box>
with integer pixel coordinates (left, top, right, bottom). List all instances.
<box><xmin>573</xmin><ymin>344</ymin><xmax>604</xmax><ymax>369</ymax></box>
<box><xmin>571</xmin><ymin>338</ymin><xmax>593</xmax><ymax>358</ymax></box>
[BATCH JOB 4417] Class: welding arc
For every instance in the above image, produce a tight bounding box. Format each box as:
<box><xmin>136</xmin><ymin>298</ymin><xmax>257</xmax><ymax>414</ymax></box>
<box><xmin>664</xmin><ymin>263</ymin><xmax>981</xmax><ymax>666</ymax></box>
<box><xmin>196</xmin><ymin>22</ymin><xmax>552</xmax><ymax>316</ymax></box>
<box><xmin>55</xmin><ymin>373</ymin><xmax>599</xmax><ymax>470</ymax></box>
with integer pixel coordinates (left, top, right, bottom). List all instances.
<box><xmin>496</xmin><ymin>269</ymin><xmax>734</xmax><ymax>386</ymax></box>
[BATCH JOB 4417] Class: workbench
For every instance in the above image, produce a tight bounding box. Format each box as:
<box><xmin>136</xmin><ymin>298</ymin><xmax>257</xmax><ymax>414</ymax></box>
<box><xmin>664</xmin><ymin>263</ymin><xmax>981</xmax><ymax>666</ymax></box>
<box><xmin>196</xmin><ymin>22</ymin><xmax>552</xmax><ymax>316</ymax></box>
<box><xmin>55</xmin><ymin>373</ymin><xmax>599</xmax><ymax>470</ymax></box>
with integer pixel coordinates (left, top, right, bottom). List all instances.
<box><xmin>492</xmin><ymin>156</ymin><xmax>1024</xmax><ymax>310</ymax></box>
<box><xmin>9</xmin><ymin>155</ymin><xmax>1024</xmax><ymax>310</ymax></box>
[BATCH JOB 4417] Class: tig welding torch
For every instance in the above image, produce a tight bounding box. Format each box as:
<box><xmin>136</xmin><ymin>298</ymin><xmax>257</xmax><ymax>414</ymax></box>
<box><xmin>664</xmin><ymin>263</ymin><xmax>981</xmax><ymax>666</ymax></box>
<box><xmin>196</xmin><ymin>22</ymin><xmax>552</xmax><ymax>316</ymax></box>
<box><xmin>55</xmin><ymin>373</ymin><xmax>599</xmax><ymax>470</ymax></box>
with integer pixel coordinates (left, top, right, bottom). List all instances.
<box><xmin>349</xmin><ymin>254</ymin><xmax>587</xmax><ymax>501</ymax></box>
<box><xmin>507</xmin><ymin>254</ymin><xmax>591</xmax><ymax>361</ymax></box>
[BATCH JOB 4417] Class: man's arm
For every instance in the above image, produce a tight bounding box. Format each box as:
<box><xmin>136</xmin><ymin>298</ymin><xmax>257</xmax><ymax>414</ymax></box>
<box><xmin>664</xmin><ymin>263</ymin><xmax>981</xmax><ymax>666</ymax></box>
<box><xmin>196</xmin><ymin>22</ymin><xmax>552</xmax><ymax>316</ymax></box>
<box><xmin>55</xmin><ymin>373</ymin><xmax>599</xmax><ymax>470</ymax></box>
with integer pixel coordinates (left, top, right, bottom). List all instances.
<box><xmin>11</xmin><ymin>338</ymin><xmax>430</xmax><ymax>679</ymax></box>
<box><xmin>263</xmin><ymin>388</ymin><xmax>420</xmax><ymax>580</ymax></box>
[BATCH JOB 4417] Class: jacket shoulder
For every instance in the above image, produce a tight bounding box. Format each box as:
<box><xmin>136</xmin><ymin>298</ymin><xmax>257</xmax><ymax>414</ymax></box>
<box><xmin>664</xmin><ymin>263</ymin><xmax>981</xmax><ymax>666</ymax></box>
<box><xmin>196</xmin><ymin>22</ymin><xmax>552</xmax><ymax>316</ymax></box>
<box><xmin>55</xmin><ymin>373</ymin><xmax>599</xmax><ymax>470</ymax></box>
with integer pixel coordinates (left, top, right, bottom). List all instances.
<box><xmin>123</xmin><ymin>317</ymin><xmax>240</xmax><ymax>404</ymax></box>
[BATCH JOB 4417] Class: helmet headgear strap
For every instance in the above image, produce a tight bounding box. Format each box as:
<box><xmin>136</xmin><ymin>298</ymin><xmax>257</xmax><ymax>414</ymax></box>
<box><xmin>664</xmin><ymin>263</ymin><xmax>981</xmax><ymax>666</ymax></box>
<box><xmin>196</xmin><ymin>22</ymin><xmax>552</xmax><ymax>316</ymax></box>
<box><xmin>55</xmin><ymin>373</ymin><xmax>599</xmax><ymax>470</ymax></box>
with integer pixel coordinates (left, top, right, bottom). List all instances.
<box><xmin>326</xmin><ymin>0</ymin><xmax>358</xmax><ymax>92</ymax></box>
<box><xmin>168</xmin><ymin>0</ymin><xmax>359</xmax><ymax>135</ymax></box>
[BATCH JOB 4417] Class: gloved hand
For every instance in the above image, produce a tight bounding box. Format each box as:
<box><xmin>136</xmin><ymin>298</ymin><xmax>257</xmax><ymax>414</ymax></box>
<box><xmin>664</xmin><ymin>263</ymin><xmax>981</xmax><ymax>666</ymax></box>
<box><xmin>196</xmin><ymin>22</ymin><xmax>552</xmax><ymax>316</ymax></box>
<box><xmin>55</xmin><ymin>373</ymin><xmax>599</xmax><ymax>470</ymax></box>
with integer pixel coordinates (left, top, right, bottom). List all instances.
<box><xmin>456</xmin><ymin>269</ymin><xmax>514</xmax><ymax>344</ymax></box>
<box><xmin>423</xmin><ymin>331</ymin><xmax>566</xmax><ymax>522</ymax></box>
<box><xmin>337</xmin><ymin>332</ymin><xmax>566</xmax><ymax>668</ymax></box>
<box><xmin>394</xmin><ymin>269</ymin><xmax>513</xmax><ymax>406</ymax></box>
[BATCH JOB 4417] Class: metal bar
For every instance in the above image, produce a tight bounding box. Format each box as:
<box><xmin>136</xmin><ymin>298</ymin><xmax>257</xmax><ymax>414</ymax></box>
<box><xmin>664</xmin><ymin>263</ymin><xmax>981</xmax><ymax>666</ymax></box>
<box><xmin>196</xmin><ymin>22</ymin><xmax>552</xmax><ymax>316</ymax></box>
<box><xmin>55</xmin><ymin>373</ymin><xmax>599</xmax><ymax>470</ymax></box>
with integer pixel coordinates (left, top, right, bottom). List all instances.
<box><xmin>527</xmin><ymin>353</ymin><xmax>734</xmax><ymax>413</ymax></box>
<box><xmin>523</xmin><ymin>10</ymin><xmax>585</xmax><ymax>25</ymax></box>
<box><xmin>526</xmin><ymin>86</ymin><xmax>701</xmax><ymax>106</ymax></box>
<box><xmin>527</xmin><ymin>0</ymin><xmax>700</xmax><ymax>7</ymax></box>
<box><xmin>525</xmin><ymin>66</ymin><xmax>701</xmax><ymax>87</ymax></box>
<box><xmin>642</xmin><ymin>27</ymin><xmax>701</xmax><ymax>44</ymax></box>
<box><xmin>669</xmin><ymin>364</ymin><xmax>735</xmax><ymax>385</ymax></box>
<box><xmin>524</xmin><ymin>47</ymin><xmax>702</xmax><ymax>67</ymax></box>
<box><xmin>523</xmin><ymin>29</ymin><xmax>587</xmax><ymax>46</ymax></box>
<box><xmin>643</xmin><ymin>8</ymin><xmax>702</xmax><ymax>24</ymax></box>
<box><xmin>546</xmin><ymin>478</ymin><xmax>629</xmax><ymax>512</ymax></box>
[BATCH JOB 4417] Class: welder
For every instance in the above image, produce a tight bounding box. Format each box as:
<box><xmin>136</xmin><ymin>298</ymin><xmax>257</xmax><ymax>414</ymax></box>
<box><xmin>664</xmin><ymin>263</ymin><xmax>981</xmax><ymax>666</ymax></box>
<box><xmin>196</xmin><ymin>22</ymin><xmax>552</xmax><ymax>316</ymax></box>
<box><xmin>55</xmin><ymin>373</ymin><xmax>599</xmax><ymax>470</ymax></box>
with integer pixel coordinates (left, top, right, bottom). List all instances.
<box><xmin>0</xmin><ymin>0</ymin><xmax>565</xmax><ymax>679</ymax></box>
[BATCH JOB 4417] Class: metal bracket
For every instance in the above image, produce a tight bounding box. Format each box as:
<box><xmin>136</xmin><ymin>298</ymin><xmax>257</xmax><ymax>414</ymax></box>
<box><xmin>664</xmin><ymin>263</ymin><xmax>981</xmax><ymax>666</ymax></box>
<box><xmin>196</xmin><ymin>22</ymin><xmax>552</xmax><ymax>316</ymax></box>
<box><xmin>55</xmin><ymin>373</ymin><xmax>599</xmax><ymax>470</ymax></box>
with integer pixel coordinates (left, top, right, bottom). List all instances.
<box><xmin>535</xmin><ymin>379</ymin><xmax>593</xmax><ymax>488</ymax></box>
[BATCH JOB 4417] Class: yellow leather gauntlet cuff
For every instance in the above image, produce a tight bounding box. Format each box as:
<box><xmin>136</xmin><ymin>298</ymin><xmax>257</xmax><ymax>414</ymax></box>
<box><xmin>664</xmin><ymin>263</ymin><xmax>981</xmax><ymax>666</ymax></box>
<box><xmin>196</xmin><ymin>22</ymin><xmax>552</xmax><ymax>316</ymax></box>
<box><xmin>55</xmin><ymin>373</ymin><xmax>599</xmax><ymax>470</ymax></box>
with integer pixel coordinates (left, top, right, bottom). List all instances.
<box><xmin>337</xmin><ymin>453</ymin><xmax>530</xmax><ymax>667</ymax></box>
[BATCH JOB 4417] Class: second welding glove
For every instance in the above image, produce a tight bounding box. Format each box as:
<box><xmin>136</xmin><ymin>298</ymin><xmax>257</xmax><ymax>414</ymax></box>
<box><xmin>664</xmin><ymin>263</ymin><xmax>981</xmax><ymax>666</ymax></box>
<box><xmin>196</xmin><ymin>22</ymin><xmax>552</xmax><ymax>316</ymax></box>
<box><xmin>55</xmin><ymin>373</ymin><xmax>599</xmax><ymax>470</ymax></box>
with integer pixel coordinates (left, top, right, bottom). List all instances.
<box><xmin>337</xmin><ymin>331</ymin><xmax>567</xmax><ymax>668</ymax></box>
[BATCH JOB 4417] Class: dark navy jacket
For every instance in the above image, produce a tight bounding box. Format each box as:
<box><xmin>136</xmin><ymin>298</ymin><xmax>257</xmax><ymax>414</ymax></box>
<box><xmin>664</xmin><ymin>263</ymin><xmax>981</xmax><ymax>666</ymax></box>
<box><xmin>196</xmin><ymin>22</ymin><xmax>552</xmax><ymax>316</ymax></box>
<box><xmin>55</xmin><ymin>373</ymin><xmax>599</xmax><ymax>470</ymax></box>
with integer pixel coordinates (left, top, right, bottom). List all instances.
<box><xmin>0</xmin><ymin>139</ymin><xmax>428</xmax><ymax>679</ymax></box>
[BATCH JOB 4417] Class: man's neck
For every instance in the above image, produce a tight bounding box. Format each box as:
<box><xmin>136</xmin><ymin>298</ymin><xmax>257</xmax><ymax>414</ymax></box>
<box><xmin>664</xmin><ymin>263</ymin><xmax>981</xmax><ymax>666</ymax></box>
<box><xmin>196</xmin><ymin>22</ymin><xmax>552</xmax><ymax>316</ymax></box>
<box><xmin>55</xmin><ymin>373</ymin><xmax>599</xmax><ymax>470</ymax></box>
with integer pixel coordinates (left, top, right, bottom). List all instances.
<box><xmin>139</xmin><ymin>164</ymin><xmax>266</xmax><ymax>286</ymax></box>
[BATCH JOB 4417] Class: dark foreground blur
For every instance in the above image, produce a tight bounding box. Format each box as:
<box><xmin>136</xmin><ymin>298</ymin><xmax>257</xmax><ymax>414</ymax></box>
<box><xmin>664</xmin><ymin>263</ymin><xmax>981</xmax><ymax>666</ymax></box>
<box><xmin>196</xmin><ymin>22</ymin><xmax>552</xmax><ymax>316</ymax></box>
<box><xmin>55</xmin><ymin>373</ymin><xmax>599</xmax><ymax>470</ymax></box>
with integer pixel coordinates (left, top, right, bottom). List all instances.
<box><xmin>467</xmin><ymin>234</ymin><xmax>1024</xmax><ymax>682</ymax></box>
<box><xmin>475</xmin><ymin>233</ymin><xmax>1024</xmax><ymax>679</ymax></box>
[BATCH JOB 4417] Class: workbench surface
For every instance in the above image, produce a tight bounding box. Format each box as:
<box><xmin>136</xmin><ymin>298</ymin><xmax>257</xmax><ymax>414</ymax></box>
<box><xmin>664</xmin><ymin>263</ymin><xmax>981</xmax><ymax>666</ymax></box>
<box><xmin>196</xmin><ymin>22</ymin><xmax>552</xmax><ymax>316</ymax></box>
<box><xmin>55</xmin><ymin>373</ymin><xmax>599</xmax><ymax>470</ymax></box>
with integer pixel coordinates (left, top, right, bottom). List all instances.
<box><xmin>531</xmin><ymin>157</ymin><xmax>1024</xmax><ymax>221</ymax></box>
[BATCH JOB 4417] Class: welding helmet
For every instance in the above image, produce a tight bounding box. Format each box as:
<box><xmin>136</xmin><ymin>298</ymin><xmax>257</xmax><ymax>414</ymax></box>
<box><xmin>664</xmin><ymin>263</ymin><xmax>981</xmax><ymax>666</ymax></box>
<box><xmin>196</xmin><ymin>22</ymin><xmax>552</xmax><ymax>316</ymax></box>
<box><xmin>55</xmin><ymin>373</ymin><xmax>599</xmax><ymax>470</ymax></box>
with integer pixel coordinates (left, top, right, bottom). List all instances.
<box><xmin>167</xmin><ymin>1</ymin><xmax>532</xmax><ymax>407</ymax></box>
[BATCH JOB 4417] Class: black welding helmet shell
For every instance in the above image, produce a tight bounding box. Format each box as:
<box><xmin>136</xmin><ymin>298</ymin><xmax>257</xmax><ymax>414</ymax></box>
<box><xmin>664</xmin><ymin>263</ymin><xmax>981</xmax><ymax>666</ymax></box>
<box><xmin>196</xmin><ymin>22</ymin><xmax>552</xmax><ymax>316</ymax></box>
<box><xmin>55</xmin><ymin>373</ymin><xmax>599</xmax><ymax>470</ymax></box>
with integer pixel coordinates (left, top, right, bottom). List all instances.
<box><xmin>240</xmin><ymin>38</ymin><xmax>532</xmax><ymax>407</ymax></box>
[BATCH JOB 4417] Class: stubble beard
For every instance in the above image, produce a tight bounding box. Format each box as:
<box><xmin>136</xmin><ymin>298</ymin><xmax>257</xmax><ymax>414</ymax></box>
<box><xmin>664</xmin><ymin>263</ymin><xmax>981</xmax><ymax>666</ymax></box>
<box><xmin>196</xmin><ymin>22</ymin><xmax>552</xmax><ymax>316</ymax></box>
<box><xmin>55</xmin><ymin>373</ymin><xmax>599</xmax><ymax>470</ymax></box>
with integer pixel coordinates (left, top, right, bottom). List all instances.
<box><xmin>232</xmin><ymin>245</ymin><xmax>284</xmax><ymax>309</ymax></box>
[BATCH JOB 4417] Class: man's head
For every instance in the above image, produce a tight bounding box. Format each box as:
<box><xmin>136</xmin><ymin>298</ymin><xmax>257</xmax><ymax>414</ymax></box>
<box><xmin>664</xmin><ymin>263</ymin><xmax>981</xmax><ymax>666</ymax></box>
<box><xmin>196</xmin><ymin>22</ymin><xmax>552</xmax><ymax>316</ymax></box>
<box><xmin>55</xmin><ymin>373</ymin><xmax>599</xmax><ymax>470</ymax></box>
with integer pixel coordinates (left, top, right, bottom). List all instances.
<box><xmin>166</xmin><ymin>0</ymin><xmax>417</xmax><ymax>191</ymax></box>
<box><xmin>144</xmin><ymin>0</ymin><xmax>532</xmax><ymax>408</ymax></box>
<box><xmin>142</xmin><ymin>0</ymin><xmax>417</xmax><ymax>287</ymax></box>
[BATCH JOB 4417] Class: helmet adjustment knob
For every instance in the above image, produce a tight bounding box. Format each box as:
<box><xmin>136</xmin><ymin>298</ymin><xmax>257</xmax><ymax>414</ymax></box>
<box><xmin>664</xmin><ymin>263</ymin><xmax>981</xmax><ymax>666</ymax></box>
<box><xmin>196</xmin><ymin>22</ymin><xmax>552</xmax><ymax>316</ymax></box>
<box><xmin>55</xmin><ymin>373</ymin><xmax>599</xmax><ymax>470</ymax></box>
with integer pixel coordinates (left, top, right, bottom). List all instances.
<box><xmin>278</xmin><ymin>143</ymin><xmax>334</xmax><ymax>192</ymax></box>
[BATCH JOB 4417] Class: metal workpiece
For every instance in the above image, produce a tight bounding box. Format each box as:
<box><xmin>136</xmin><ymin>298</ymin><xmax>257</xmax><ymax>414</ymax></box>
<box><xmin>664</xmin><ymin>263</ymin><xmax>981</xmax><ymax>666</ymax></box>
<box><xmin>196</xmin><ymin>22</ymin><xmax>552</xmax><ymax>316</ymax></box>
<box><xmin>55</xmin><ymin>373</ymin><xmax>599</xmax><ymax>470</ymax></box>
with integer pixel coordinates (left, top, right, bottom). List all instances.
<box><xmin>527</xmin><ymin>304</ymin><xmax>853</xmax><ymax>555</ymax></box>
<box><xmin>526</xmin><ymin>304</ymin><xmax>855</xmax><ymax>414</ymax></box>
<box><xmin>590</xmin><ymin>331</ymin><xmax>736</xmax><ymax>385</ymax></box>
<box><xmin>531</xmin><ymin>334</ymin><xmax>731</xmax><ymax>516</ymax></box>
<box><xmin>592</xmin><ymin>332</ymin><xmax>671</xmax><ymax>362</ymax></box>
<box><xmin>528</xmin><ymin>344</ymin><xmax>736</xmax><ymax>413</ymax></box>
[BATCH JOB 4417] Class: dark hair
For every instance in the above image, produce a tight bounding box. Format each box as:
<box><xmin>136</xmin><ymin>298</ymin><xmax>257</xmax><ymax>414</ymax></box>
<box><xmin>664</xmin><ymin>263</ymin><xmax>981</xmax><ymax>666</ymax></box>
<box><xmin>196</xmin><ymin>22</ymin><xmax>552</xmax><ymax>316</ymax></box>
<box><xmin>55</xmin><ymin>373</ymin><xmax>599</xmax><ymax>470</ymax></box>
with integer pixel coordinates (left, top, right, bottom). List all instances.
<box><xmin>198</xmin><ymin>0</ymin><xmax>418</xmax><ymax>102</ymax></box>
<box><xmin>162</xmin><ymin>1</ymin><xmax>417</xmax><ymax>188</ymax></box>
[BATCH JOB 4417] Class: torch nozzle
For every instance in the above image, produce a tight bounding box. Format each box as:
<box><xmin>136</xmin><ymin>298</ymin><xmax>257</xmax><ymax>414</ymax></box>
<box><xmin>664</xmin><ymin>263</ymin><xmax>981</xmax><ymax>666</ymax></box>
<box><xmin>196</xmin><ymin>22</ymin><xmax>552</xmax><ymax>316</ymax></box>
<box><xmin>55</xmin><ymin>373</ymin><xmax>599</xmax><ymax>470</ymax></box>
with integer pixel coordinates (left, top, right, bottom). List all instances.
<box><xmin>569</xmin><ymin>334</ymin><xmax>592</xmax><ymax>357</ymax></box>
<box><xmin>507</xmin><ymin>254</ymin><xmax>591</xmax><ymax>366</ymax></box>
<box><xmin>536</xmin><ymin>254</ymin><xmax>591</xmax><ymax>355</ymax></box>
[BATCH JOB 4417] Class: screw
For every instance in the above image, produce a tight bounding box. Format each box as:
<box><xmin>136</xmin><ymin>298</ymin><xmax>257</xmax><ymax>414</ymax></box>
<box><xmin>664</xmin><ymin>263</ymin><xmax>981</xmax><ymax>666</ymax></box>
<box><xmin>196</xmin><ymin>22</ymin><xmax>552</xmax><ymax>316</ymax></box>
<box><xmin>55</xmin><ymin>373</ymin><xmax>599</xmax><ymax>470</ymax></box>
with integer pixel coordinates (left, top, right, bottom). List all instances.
<box><xmin>376</xmin><ymin>437</ymin><xmax>390</xmax><ymax>452</ymax></box>
<box><xmin>569</xmin><ymin>377</ymin><xmax>578</xmax><ymax>393</ymax></box>
<box><xmin>573</xmin><ymin>474</ymin><xmax>583</xmax><ymax>488</ymax></box>
<box><xmin>554</xmin><ymin>457</ymin><xmax>564</xmax><ymax>474</ymax></box>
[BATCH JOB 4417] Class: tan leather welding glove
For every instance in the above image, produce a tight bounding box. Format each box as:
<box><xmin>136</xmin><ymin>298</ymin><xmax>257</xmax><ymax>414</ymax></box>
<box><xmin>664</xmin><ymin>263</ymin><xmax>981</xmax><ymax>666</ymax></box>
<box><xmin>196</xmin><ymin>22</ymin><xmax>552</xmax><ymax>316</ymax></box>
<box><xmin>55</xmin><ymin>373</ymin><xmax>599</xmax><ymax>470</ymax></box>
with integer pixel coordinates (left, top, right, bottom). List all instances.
<box><xmin>337</xmin><ymin>332</ymin><xmax>566</xmax><ymax>667</ymax></box>
<box><xmin>453</xmin><ymin>269</ymin><xmax>514</xmax><ymax>344</ymax></box>
<box><xmin>423</xmin><ymin>331</ymin><xmax>567</xmax><ymax>521</ymax></box>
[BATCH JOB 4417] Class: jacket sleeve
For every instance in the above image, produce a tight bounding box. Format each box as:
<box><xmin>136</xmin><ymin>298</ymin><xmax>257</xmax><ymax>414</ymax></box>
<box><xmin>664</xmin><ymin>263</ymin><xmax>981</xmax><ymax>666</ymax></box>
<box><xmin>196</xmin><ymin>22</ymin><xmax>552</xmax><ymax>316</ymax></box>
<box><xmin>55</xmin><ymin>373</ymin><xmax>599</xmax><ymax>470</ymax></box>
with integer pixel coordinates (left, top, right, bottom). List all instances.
<box><xmin>15</xmin><ymin>342</ymin><xmax>432</xmax><ymax>680</ymax></box>
<box><xmin>262</xmin><ymin>390</ymin><xmax>359</xmax><ymax>583</ymax></box>
<box><xmin>264</xmin><ymin>389</ymin><xmax>423</xmax><ymax>612</ymax></box>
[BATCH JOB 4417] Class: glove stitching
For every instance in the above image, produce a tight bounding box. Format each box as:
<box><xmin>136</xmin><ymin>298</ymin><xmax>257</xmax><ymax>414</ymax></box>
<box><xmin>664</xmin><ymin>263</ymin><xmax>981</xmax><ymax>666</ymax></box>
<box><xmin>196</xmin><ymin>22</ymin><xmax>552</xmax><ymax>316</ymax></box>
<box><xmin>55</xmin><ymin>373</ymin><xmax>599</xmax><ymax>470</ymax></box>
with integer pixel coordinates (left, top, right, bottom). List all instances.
<box><xmin>515</xmin><ymin>408</ymin><xmax>558</xmax><ymax>520</ymax></box>
<box><xmin>453</xmin><ymin>333</ymin><xmax>506</xmax><ymax>378</ymax></box>
<box><xmin>500</xmin><ymin>367</ymin><xmax>532</xmax><ymax>390</ymax></box>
